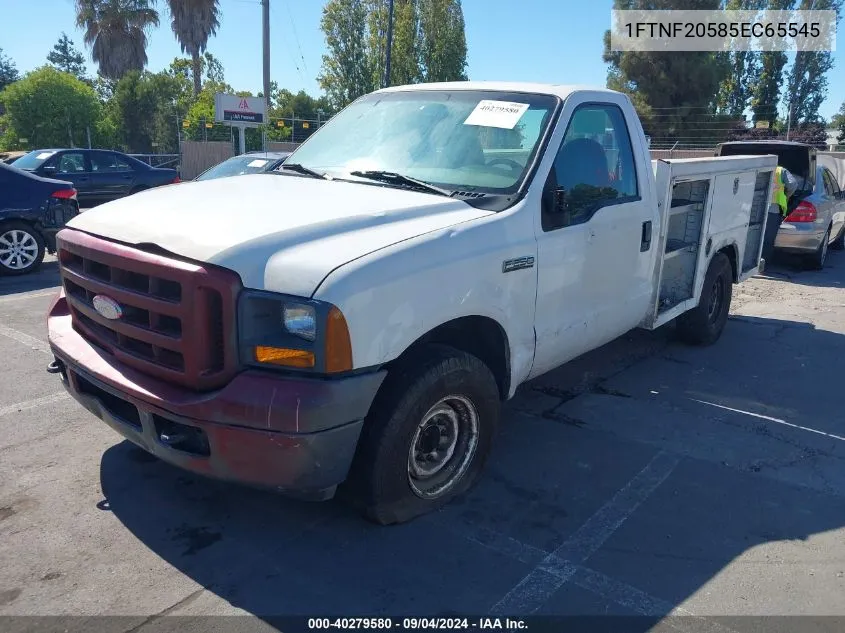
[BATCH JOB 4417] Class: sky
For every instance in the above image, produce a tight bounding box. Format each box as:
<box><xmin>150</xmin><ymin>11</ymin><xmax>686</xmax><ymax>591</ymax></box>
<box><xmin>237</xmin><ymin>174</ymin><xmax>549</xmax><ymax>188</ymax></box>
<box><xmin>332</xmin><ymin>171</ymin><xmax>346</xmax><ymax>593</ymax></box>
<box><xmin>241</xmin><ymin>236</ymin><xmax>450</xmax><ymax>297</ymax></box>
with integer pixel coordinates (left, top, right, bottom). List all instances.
<box><xmin>1</xmin><ymin>0</ymin><xmax>843</xmax><ymax>122</ymax></box>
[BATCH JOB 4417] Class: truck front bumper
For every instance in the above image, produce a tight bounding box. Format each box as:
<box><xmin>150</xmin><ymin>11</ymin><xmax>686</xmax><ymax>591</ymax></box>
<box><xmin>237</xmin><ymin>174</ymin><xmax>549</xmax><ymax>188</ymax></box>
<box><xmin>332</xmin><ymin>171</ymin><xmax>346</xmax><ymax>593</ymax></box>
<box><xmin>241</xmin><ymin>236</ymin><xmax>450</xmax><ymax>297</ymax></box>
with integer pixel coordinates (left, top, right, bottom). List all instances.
<box><xmin>47</xmin><ymin>293</ymin><xmax>386</xmax><ymax>499</ymax></box>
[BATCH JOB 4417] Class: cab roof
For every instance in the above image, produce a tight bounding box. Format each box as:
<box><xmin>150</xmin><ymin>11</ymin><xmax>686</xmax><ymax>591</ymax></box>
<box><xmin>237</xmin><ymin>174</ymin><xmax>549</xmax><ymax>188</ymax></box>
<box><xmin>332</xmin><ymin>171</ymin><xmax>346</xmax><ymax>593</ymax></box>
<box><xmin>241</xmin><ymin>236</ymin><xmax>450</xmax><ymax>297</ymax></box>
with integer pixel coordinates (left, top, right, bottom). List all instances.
<box><xmin>374</xmin><ymin>81</ymin><xmax>619</xmax><ymax>100</ymax></box>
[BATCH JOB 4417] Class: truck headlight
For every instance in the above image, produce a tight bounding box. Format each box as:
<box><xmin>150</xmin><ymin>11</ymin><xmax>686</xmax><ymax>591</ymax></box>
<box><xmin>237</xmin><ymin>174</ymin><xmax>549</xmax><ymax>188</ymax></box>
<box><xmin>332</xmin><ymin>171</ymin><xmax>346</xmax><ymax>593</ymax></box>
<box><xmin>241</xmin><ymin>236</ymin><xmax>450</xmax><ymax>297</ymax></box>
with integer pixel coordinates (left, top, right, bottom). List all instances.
<box><xmin>238</xmin><ymin>291</ymin><xmax>352</xmax><ymax>374</ymax></box>
<box><xmin>283</xmin><ymin>303</ymin><xmax>316</xmax><ymax>341</ymax></box>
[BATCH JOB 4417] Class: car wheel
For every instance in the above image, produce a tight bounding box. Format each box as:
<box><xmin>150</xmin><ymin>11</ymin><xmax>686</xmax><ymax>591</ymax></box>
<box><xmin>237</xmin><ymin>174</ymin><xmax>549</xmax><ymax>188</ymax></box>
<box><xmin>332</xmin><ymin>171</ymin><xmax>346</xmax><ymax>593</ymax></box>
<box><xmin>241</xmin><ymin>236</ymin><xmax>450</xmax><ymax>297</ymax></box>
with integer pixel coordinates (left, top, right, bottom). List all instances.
<box><xmin>342</xmin><ymin>344</ymin><xmax>500</xmax><ymax>525</ymax></box>
<box><xmin>0</xmin><ymin>222</ymin><xmax>46</xmax><ymax>276</ymax></box>
<box><xmin>675</xmin><ymin>252</ymin><xmax>733</xmax><ymax>346</ymax></box>
<box><xmin>831</xmin><ymin>225</ymin><xmax>845</xmax><ymax>251</ymax></box>
<box><xmin>807</xmin><ymin>226</ymin><xmax>831</xmax><ymax>270</ymax></box>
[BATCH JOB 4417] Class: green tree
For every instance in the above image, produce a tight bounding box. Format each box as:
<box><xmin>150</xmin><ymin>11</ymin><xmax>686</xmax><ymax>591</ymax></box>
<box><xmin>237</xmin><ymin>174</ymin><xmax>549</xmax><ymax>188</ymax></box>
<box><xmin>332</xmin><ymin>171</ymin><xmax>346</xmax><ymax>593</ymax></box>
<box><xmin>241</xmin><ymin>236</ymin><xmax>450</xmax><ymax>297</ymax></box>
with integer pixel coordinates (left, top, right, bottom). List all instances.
<box><xmin>418</xmin><ymin>0</ymin><xmax>467</xmax><ymax>82</ymax></box>
<box><xmin>318</xmin><ymin>0</ymin><xmax>374</xmax><ymax>110</ymax></box>
<box><xmin>368</xmin><ymin>0</ymin><xmax>422</xmax><ymax>87</ymax></box>
<box><xmin>0</xmin><ymin>66</ymin><xmax>100</xmax><ymax>150</ymax></box>
<box><xmin>169</xmin><ymin>52</ymin><xmax>224</xmax><ymax>86</ymax></box>
<box><xmin>751</xmin><ymin>0</ymin><xmax>795</xmax><ymax>126</ymax></box>
<box><xmin>832</xmin><ymin>101</ymin><xmax>845</xmax><ymax>144</ymax></box>
<box><xmin>783</xmin><ymin>0</ymin><xmax>841</xmax><ymax>125</ymax></box>
<box><xmin>166</xmin><ymin>0</ymin><xmax>220</xmax><ymax>95</ymax></box>
<box><xmin>716</xmin><ymin>0</ymin><xmax>767</xmax><ymax>119</ymax></box>
<box><xmin>603</xmin><ymin>0</ymin><xmax>728</xmax><ymax>145</ymax></box>
<box><xmin>107</xmin><ymin>69</ymin><xmax>189</xmax><ymax>152</ymax></box>
<box><xmin>183</xmin><ymin>79</ymin><xmax>236</xmax><ymax>143</ymax></box>
<box><xmin>0</xmin><ymin>48</ymin><xmax>20</xmax><ymax>91</ymax></box>
<box><xmin>74</xmin><ymin>0</ymin><xmax>160</xmax><ymax>80</ymax></box>
<box><xmin>47</xmin><ymin>33</ymin><xmax>88</xmax><ymax>81</ymax></box>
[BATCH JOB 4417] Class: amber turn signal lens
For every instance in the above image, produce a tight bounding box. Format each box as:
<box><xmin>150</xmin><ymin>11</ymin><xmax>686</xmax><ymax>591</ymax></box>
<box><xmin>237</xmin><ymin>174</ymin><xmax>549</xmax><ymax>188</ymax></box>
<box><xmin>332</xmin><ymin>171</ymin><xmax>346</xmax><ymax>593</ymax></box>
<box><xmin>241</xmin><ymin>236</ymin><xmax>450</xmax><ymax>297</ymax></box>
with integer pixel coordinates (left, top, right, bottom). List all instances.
<box><xmin>254</xmin><ymin>346</ymin><xmax>315</xmax><ymax>368</ymax></box>
<box><xmin>325</xmin><ymin>306</ymin><xmax>353</xmax><ymax>373</ymax></box>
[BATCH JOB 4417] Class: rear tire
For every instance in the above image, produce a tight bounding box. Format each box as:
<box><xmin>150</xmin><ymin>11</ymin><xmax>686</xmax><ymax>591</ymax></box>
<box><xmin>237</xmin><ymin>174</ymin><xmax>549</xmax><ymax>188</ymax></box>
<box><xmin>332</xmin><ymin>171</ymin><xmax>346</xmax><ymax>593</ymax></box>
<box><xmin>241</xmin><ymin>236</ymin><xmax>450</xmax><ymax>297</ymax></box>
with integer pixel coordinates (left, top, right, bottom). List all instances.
<box><xmin>0</xmin><ymin>222</ymin><xmax>46</xmax><ymax>276</ymax></box>
<box><xmin>807</xmin><ymin>226</ymin><xmax>831</xmax><ymax>270</ymax></box>
<box><xmin>675</xmin><ymin>252</ymin><xmax>732</xmax><ymax>346</ymax></box>
<box><xmin>342</xmin><ymin>344</ymin><xmax>500</xmax><ymax>525</ymax></box>
<box><xmin>831</xmin><ymin>226</ymin><xmax>845</xmax><ymax>251</ymax></box>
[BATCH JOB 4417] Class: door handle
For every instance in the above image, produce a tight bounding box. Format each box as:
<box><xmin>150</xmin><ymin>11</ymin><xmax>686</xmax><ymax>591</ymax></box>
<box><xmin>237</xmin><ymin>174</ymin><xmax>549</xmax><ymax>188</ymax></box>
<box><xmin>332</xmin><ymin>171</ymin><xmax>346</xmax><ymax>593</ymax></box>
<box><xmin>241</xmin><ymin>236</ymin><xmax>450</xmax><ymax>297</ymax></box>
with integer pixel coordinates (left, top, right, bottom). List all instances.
<box><xmin>641</xmin><ymin>220</ymin><xmax>652</xmax><ymax>252</ymax></box>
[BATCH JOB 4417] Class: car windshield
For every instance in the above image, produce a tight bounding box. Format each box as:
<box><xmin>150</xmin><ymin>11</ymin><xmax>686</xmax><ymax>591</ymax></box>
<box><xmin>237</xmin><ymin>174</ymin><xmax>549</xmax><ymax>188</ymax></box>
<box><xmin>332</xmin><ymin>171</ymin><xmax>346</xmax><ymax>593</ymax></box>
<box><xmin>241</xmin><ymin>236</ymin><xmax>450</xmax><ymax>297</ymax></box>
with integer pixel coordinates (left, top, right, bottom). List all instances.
<box><xmin>196</xmin><ymin>155</ymin><xmax>282</xmax><ymax>181</ymax></box>
<box><xmin>11</xmin><ymin>150</ymin><xmax>58</xmax><ymax>171</ymax></box>
<box><xmin>285</xmin><ymin>90</ymin><xmax>559</xmax><ymax>196</ymax></box>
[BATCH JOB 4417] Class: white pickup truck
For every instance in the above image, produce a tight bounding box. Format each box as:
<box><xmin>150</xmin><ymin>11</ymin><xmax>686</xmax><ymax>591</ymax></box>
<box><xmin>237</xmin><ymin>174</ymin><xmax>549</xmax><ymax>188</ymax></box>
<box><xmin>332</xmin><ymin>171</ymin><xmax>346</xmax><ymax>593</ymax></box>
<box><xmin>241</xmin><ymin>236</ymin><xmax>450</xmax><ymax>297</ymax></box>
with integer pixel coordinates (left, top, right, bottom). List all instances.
<box><xmin>46</xmin><ymin>82</ymin><xmax>776</xmax><ymax>524</ymax></box>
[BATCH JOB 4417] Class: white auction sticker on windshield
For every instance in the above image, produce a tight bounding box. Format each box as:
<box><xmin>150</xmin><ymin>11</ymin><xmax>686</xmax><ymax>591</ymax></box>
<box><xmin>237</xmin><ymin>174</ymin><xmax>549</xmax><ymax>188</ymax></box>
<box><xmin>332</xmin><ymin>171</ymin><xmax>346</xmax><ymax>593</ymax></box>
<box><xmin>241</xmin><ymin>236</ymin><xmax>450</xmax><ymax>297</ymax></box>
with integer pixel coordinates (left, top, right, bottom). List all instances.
<box><xmin>247</xmin><ymin>159</ymin><xmax>269</xmax><ymax>167</ymax></box>
<box><xmin>464</xmin><ymin>100</ymin><xmax>530</xmax><ymax>129</ymax></box>
<box><xmin>36</xmin><ymin>152</ymin><xmax>55</xmax><ymax>160</ymax></box>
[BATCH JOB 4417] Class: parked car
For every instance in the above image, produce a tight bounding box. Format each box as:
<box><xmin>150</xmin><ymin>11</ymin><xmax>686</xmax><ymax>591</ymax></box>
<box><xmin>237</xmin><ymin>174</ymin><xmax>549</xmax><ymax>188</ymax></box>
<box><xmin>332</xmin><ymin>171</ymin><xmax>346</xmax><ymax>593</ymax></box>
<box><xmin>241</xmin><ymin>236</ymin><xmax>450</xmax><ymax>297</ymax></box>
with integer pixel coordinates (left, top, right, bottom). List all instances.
<box><xmin>47</xmin><ymin>81</ymin><xmax>775</xmax><ymax>524</ymax></box>
<box><xmin>194</xmin><ymin>151</ymin><xmax>291</xmax><ymax>181</ymax></box>
<box><xmin>1</xmin><ymin>151</ymin><xmax>27</xmax><ymax>165</ymax></box>
<box><xmin>0</xmin><ymin>162</ymin><xmax>79</xmax><ymax>275</ymax></box>
<box><xmin>716</xmin><ymin>140</ymin><xmax>845</xmax><ymax>269</ymax></box>
<box><xmin>11</xmin><ymin>149</ymin><xmax>180</xmax><ymax>206</ymax></box>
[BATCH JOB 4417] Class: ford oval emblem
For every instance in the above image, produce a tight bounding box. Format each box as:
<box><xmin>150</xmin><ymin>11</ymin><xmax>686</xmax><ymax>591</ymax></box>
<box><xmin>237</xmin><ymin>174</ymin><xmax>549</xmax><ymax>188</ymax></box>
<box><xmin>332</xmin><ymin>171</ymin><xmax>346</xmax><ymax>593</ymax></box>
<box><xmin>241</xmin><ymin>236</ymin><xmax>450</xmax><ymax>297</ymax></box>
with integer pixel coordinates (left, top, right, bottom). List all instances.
<box><xmin>92</xmin><ymin>295</ymin><xmax>123</xmax><ymax>320</ymax></box>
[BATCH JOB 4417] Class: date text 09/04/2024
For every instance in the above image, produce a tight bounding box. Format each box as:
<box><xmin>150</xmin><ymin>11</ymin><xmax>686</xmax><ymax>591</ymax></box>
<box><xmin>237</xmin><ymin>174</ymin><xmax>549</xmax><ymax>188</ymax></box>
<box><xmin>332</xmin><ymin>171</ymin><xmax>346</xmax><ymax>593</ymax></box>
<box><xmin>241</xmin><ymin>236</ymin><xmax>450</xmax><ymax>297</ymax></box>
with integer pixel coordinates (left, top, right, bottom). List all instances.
<box><xmin>307</xmin><ymin>618</ymin><xmax>528</xmax><ymax>630</ymax></box>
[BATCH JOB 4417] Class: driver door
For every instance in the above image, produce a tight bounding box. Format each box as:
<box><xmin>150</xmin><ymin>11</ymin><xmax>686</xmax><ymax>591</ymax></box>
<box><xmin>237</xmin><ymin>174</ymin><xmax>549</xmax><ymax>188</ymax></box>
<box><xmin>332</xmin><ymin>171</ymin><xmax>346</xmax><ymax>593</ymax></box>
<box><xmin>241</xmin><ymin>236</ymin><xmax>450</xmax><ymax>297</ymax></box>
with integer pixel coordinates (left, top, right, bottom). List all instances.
<box><xmin>529</xmin><ymin>99</ymin><xmax>655</xmax><ymax>378</ymax></box>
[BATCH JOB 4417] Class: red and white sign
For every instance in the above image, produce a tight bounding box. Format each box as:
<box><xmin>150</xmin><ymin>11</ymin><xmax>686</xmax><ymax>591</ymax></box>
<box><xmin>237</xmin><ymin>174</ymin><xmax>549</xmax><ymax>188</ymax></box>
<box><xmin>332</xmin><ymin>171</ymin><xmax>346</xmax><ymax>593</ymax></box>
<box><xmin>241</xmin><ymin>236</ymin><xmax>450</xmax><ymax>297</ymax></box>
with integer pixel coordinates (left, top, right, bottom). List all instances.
<box><xmin>214</xmin><ymin>93</ymin><xmax>267</xmax><ymax>126</ymax></box>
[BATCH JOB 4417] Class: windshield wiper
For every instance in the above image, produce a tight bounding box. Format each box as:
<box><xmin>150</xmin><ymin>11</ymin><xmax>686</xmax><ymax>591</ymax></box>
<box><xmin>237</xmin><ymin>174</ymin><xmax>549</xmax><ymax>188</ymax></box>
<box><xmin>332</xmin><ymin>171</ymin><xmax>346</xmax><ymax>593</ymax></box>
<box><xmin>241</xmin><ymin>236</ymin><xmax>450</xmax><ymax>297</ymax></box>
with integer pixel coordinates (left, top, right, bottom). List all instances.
<box><xmin>278</xmin><ymin>163</ymin><xmax>330</xmax><ymax>179</ymax></box>
<box><xmin>349</xmin><ymin>170</ymin><xmax>453</xmax><ymax>197</ymax></box>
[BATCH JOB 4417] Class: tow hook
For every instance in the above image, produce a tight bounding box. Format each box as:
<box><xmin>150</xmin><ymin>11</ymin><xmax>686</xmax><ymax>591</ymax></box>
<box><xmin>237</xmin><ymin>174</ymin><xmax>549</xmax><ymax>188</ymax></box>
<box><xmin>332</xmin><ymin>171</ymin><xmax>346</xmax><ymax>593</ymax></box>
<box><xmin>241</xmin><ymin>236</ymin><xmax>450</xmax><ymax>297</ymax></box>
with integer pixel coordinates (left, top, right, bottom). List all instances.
<box><xmin>47</xmin><ymin>358</ymin><xmax>68</xmax><ymax>382</ymax></box>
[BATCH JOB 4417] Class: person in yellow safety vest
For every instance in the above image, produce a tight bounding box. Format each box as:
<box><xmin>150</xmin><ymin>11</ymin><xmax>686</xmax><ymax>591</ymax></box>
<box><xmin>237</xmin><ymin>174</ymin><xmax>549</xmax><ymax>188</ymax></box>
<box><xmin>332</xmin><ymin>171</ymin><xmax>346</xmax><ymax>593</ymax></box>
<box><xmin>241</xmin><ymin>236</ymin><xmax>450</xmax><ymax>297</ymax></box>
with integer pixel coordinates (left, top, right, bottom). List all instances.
<box><xmin>762</xmin><ymin>165</ymin><xmax>799</xmax><ymax>261</ymax></box>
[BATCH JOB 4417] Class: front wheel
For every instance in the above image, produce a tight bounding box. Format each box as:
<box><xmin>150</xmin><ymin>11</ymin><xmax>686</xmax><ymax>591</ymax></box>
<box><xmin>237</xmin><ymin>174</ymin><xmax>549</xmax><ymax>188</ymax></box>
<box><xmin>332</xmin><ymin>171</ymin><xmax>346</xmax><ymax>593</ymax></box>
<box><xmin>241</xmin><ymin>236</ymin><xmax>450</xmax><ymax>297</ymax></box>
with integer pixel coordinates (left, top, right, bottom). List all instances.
<box><xmin>343</xmin><ymin>344</ymin><xmax>500</xmax><ymax>525</ymax></box>
<box><xmin>675</xmin><ymin>252</ymin><xmax>732</xmax><ymax>346</ymax></box>
<box><xmin>831</xmin><ymin>225</ymin><xmax>845</xmax><ymax>251</ymax></box>
<box><xmin>0</xmin><ymin>222</ymin><xmax>46</xmax><ymax>276</ymax></box>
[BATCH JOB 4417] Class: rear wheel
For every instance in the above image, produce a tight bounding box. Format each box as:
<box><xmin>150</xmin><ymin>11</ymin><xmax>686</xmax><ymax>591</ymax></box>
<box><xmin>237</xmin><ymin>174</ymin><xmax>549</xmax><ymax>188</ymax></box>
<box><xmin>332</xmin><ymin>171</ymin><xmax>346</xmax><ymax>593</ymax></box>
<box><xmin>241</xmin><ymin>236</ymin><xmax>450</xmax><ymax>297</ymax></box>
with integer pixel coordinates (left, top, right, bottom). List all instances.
<box><xmin>807</xmin><ymin>226</ymin><xmax>831</xmax><ymax>270</ymax></box>
<box><xmin>342</xmin><ymin>344</ymin><xmax>500</xmax><ymax>525</ymax></box>
<box><xmin>0</xmin><ymin>222</ymin><xmax>45</xmax><ymax>276</ymax></box>
<box><xmin>675</xmin><ymin>252</ymin><xmax>732</xmax><ymax>346</ymax></box>
<box><xmin>831</xmin><ymin>226</ymin><xmax>845</xmax><ymax>251</ymax></box>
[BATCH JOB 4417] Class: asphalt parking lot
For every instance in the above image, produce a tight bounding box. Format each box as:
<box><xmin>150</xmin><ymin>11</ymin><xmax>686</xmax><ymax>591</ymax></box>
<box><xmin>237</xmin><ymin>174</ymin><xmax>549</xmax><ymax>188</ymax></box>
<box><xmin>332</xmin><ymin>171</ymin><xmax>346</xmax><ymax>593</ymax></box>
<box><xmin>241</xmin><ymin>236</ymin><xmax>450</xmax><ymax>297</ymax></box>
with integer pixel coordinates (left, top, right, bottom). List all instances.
<box><xmin>2</xmin><ymin>251</ymin><xmax>845</xmax><ymax>631</ymax></box>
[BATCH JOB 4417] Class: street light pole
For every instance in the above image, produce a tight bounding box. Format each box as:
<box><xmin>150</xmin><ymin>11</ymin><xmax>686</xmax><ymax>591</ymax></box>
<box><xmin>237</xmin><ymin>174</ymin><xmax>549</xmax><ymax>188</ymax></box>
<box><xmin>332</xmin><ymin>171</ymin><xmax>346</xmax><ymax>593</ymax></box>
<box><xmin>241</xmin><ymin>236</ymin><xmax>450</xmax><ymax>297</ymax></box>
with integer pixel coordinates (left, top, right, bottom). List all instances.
<box><xmin>383</xmin><ymin>0</ymin><xmax>395</xmax><ymax>88</ymax></box>
<box><xmin>261</xmin><ymin>0</ymin><xmax>271</xmax><ymax>116</ymax></box>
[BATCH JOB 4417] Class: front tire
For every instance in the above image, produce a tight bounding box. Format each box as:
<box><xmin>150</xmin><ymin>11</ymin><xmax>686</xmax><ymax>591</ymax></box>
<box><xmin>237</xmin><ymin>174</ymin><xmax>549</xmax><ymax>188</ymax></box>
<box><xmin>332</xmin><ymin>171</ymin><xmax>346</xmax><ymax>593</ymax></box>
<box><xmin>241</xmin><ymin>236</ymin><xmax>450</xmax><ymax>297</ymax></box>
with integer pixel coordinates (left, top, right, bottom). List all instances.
<box><xmin>675</xmin><ymin>252</ymin><xmax>732</xmax><ymax>346</ymax></box>
<box><xmin>343</xmin><ymin>344</ymin><xmax>500</xmax><ymax>525</ymax></box>
<box><xmin>0</xmin><ymin>222</ymin><xmax>46</xmax><ymax>276</ymax></box>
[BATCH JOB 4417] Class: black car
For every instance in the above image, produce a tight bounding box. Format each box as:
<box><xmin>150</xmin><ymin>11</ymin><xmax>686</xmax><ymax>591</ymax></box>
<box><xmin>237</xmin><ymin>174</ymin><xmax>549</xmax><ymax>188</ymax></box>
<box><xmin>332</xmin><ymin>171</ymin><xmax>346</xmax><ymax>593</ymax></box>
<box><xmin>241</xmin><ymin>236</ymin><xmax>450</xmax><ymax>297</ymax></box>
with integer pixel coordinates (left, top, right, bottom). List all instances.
<box><xmin>11</xmin><ymin>149</ymin><xmax>180</xmax><ymax>206</ymax></box>
<box><xmin>0</xmin><ymin>162</ymin><xmax>80</xmax><ymax>275</ymax></box>
<box><xmin>194</xmin><ymin>151</ymin><xmax>291</xmax><ymax>181</ymax></box>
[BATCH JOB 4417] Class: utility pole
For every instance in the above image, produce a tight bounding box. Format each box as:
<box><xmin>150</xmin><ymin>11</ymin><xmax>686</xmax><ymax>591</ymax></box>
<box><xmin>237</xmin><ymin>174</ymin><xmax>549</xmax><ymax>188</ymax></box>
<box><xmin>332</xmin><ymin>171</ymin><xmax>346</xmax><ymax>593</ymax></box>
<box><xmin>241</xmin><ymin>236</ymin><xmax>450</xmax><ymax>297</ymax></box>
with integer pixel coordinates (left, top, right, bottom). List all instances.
<box><xmin>383</xmin><ymin>0</ymin><xmax>395</xmax><ymax>88</ymax></box>
<box><xmin>261</xmin><ymin>0</ymin><xmax>271</xmax><ymax>119</ymax></box>
<box><xmin>786</xmin><ymin>100</ymin><xmax>793</xmax><ymax>141</ymax></box>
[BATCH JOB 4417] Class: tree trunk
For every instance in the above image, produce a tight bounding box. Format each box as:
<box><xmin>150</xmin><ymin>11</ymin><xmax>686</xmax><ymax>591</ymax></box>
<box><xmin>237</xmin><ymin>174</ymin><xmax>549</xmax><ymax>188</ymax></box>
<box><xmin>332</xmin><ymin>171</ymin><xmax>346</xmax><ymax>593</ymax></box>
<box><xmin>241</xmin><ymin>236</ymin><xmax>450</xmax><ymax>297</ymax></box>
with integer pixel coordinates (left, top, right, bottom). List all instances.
<box><xmin>192</xmin><ymin>53</ymin><xmax>202</xmax><ymax>95</ymax></box>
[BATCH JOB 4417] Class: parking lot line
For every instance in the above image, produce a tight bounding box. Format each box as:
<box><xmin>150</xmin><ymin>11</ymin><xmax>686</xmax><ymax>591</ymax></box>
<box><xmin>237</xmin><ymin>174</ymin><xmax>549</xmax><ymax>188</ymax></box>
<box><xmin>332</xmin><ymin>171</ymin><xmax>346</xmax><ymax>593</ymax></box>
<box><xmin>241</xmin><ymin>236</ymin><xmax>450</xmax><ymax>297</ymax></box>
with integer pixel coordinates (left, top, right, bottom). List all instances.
<box><xmin>0</xmin><ymin>392</ymin><xmax>69</xmax><ymax>418</ymax></box>
<box><xmin>0</xmin><ymin>288</ymin><xmax>59</xmax><ymax>304</ymax></box>
<box><xmin>0</xmin><ymin>324</ymin><xmax>51</xmax><ymax>354</ymax></box>
<box><xmin>489</xmin><ymin>450</ymin><xmax>680</xmax><ymax>615</ymax></box>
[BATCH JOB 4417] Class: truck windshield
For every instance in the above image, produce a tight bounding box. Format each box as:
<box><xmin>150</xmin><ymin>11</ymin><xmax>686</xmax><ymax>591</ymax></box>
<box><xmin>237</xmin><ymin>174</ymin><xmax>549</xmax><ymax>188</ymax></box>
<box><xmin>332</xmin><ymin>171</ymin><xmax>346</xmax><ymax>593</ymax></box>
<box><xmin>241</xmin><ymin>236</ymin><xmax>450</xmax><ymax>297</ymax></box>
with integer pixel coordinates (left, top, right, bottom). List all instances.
<box><xmin>285</xmin><ymin>90</ymin><xmax>559</xmax><ymax>196</ymax></box>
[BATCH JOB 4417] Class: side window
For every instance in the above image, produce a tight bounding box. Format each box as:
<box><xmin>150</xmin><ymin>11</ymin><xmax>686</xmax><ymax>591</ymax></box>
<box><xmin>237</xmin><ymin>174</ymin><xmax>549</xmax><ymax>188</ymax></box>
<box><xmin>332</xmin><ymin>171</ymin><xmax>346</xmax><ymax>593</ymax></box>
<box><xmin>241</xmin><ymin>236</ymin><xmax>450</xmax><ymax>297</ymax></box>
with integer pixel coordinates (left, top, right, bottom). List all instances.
<box><xmin>51</xmin><ymin>152</ymin><xmax>87</xmax><ymax>173</ymax></box>
<box><xmin>822</xmin><ymin>170</ymin><xmax>835</xmax><ymax>196</ymax></box>
<box><xmin>825</xmin><ymin>169</ymin><xmax>840</xmax><ymax>196</ymax></box>
<box><xmin>550</xmin><ymin>103</ymin><xmax>639</xmax><ymax>227</ymax></box>
<box><xmin>91</xmin><ymin>152</ymin><xmax>131</xmax><ymax>172</ymax></box>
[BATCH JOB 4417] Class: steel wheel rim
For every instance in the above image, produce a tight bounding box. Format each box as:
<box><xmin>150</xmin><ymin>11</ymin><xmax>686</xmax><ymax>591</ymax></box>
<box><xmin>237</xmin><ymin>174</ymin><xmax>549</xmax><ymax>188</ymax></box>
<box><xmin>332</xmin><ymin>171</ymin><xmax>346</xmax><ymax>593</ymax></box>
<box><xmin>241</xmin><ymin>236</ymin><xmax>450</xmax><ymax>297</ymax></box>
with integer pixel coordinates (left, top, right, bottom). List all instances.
<box><xmin>407</xmin><ymin>394</ymin><xmax>480</xmax><ymax>500</ymax></box>
<box><xmin>0</xmin><ymin>229</ymin><xmax>39</xmax><ymax>270</ymax></box>
<box><xmin>707</xmin><ymin>276</ymin><xmax>724</xmax><ymax>323</ymax></box>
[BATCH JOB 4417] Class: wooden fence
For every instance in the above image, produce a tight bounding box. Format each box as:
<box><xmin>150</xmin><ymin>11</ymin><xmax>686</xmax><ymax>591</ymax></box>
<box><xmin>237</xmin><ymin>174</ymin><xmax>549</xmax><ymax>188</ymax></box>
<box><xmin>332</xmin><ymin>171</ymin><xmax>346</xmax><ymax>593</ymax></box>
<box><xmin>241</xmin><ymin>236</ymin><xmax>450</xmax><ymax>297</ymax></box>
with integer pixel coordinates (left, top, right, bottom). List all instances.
<box><xmin>180</xmin><ymin>140</ymin><xmax>233</xmax><ymax>180</ymax></box>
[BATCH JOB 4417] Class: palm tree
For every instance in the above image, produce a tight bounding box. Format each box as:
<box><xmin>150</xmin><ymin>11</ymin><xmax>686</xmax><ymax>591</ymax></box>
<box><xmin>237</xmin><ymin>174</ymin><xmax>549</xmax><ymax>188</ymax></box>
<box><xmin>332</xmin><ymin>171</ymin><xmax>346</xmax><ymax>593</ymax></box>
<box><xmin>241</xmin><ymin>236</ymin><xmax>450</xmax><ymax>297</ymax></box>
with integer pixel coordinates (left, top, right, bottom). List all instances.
<box><xmin>166</xmin><ymin>0</ymin><xmax>220</xmax><ymax>95</ymax></box>
<box><xmin>75</xmin><ymin>0</ymin><xmax>160</xmax><ymax>80</ymax></box>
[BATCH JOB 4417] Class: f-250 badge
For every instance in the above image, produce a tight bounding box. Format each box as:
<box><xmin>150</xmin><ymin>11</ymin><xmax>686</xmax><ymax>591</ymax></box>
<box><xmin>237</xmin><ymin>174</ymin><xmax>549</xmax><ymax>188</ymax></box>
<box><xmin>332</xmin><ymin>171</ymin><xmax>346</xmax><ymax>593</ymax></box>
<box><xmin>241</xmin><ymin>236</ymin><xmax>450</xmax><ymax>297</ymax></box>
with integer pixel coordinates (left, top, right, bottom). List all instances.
<box><xmin>502</xmin><ymin>256</ymin><xmax>535</xmax><ymax>273</ymax></box>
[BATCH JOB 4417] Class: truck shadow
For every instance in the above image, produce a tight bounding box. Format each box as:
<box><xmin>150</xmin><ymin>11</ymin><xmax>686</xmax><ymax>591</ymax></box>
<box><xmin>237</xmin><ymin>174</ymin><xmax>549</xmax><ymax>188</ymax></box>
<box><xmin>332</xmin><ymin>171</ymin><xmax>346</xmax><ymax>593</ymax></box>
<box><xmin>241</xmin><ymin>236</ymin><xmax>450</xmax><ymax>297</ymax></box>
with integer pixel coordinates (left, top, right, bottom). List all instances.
<box><xmin>98</xmin><ymin>313</ymin><xmax>845</xmax><ymax>627</ymax></box>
